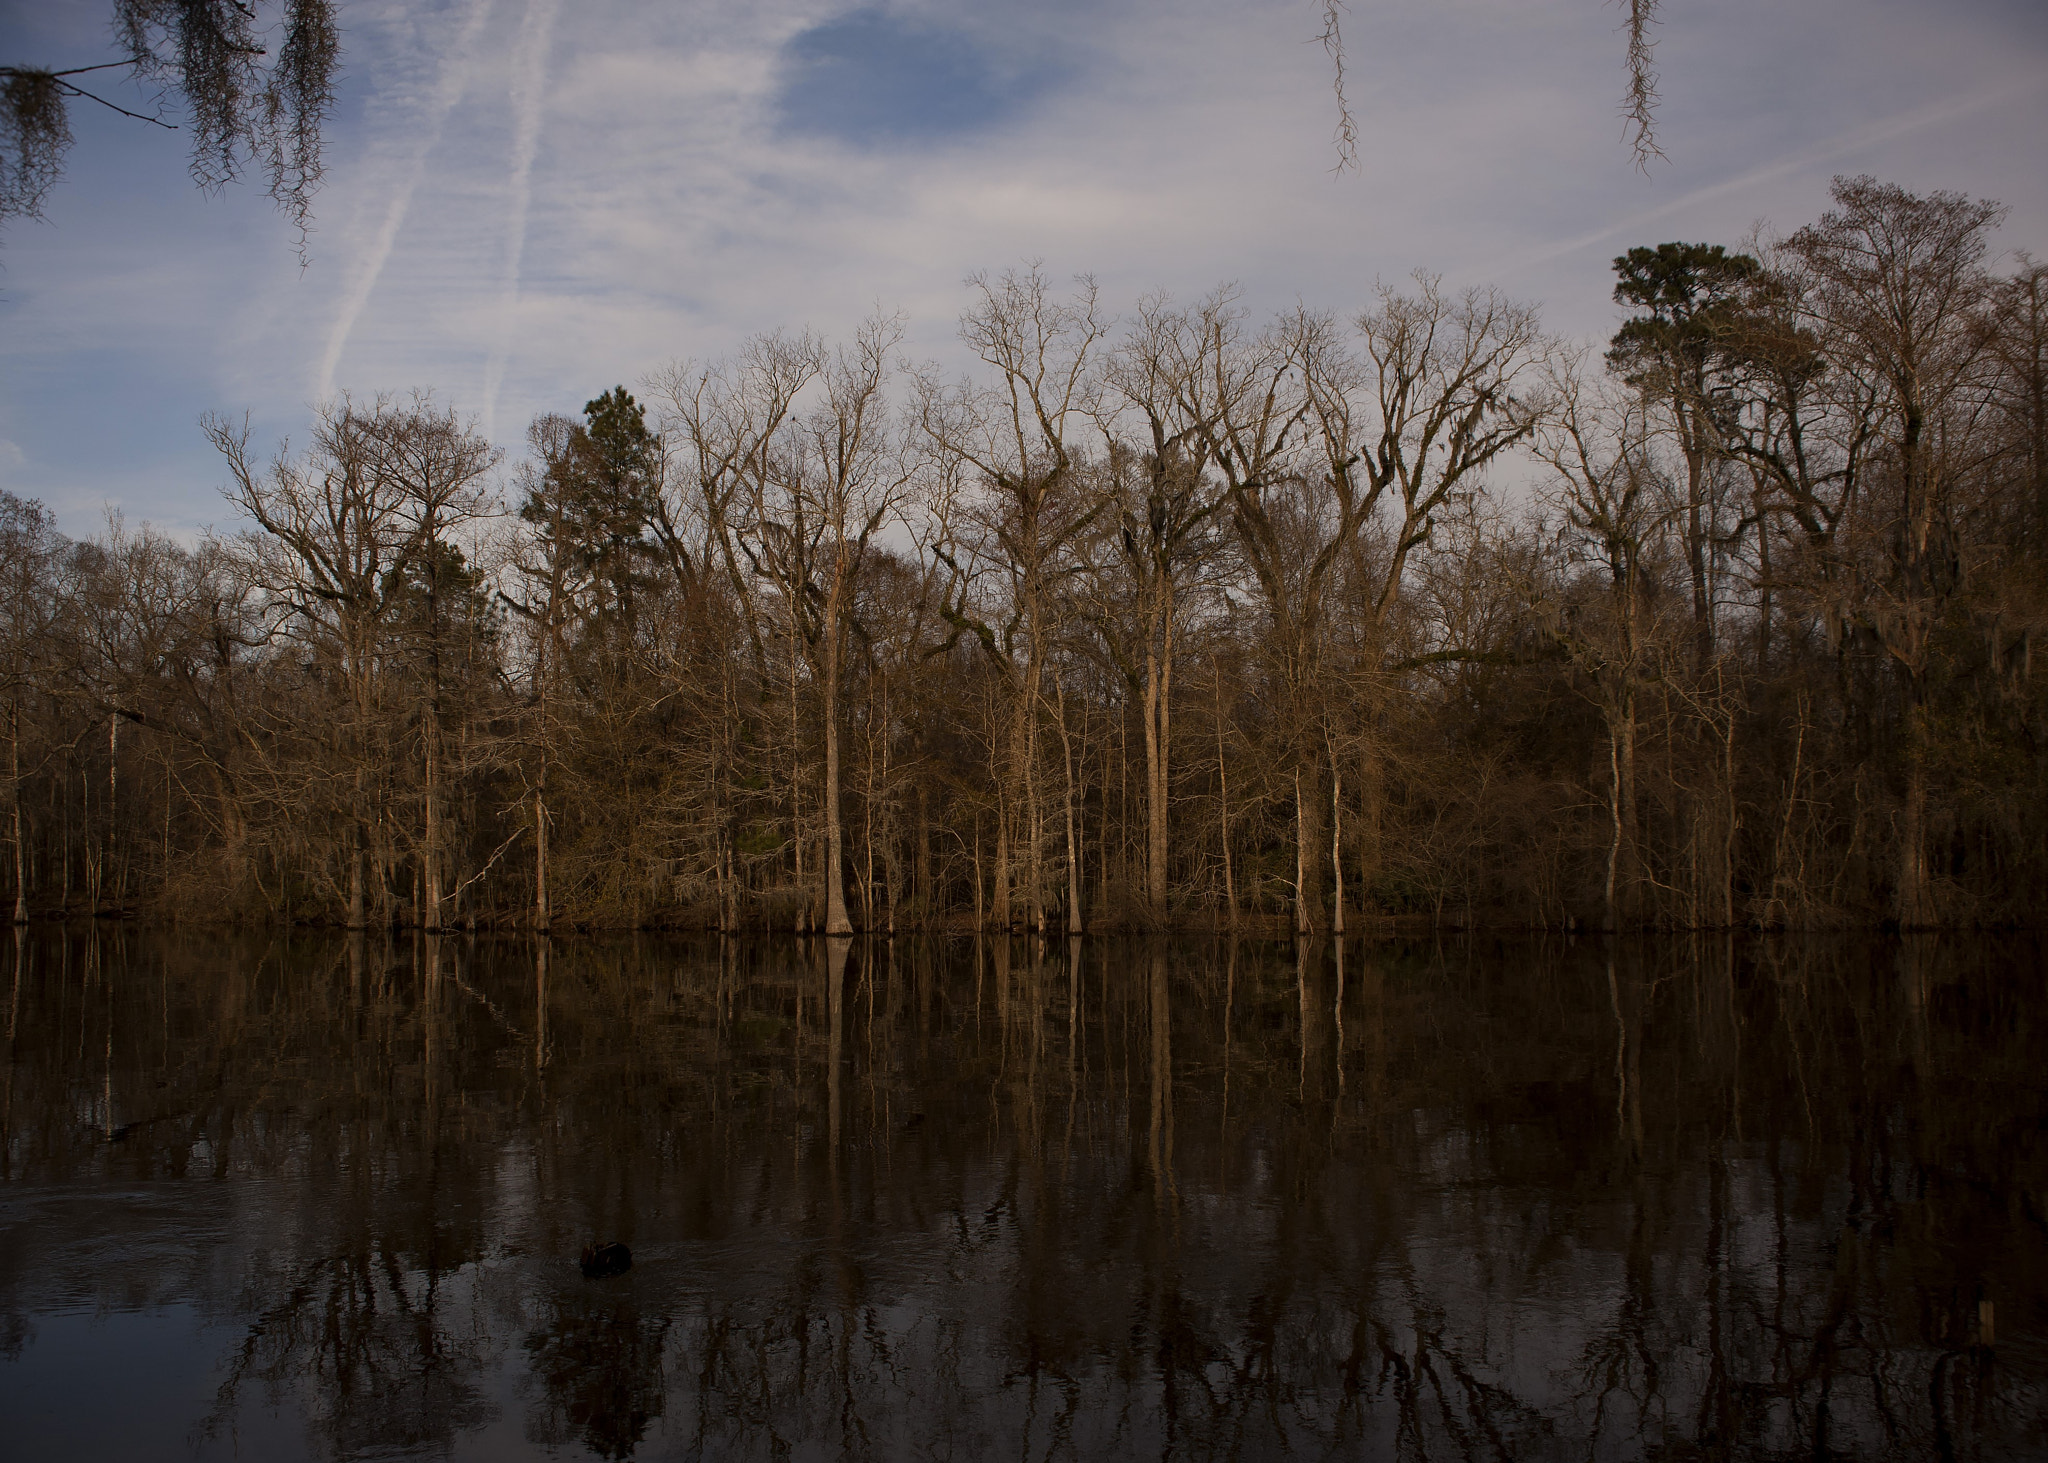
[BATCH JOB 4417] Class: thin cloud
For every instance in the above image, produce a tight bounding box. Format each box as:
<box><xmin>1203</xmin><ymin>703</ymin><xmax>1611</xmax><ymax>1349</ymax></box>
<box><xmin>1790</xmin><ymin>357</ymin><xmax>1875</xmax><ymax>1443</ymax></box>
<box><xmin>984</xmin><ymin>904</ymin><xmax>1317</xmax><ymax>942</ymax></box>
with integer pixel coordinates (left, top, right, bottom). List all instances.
<box><xmin>316</xmin><ymin>0</ymin><xmax>499</xmax><ymax>403</ymax></box>
<box><xmin>481</xmin><ymin>0</ymin><xmax>563</xmax><ymax>440</ymax></box>
<box><xmin>1479</xmin><ymin>72</ymin><xmax>2048</xmax><ymax>283</ymax></box>
<box><xmin>5</xmin><ymin>0</ymin><xmax>2045</xmax><ymax>534</ymax></box>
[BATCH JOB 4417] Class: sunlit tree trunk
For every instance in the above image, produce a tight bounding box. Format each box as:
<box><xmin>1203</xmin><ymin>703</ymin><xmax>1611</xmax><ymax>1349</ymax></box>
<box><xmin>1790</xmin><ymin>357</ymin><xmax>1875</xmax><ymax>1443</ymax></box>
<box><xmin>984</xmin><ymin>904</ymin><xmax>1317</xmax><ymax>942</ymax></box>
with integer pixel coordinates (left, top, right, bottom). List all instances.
<box><xmin>106</xmin><ymin>716</ymin><xmax>119</xmax><ymax>908</ymax></box>
<box><xmin>1605</xmin><ymin>692</ymin><xmax>1640</xmax><ymax>932</ymax></box>
<box><xmin>1294</xmin><ymin>768</ymin><xmax>1325</xmax><ymax>935</ymax></box>
<box><xmin>423</xmin><ymin>693</ymin><xmax>443</xmax><ymax>931</ymax></box>
<box><xmin>821</xmin><ymin>565</ymin><xmax>852</xmax><ymax>936</ymax></box>
<box><xmin>1142</xmin><ymin>605</ymin><xmax>1174</xmax><ymax>922</ymax></box>
<box><xmin>992</xmin><ymin>768</ymin><xmax>1011</xmax><ymax>931</ymax></box>
<box><xmin>1330</xmin><ymin>747</ymin><xmax>1345</xmax><ymax>937</ymax></box>
<box><xmin>1056</xmin><ymin>685</ymin><xmax>1082</xmax><ymax>935</ymax></box>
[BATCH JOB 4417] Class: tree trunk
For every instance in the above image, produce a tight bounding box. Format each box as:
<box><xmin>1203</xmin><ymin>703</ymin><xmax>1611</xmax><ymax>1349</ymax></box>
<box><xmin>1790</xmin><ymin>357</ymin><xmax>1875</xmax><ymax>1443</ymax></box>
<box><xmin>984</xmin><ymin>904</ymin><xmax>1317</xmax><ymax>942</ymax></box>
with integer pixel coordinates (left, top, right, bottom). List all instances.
<box><xmin>1678</xmin><ymin>388</ymin><xmax>1715</xmax><ymax>671</ymax></box>
<box><xmin>1605</xmin><ymin>693</ymin><xmax>1640</xmax><ymax>931</ymax></box>
<box><xmin>1719</xmin><ymin>693</ymin><xmax>1738</xmax><ymax>927</ymax></box>
<box><xmin>915</xmin><ymin>778</ymin><xmax>930</xmax><ymax>925</ymax></box>
<box><xmin>789</xmin><ymin>638</ymin><xmax>805</xmax><ymax>930</ymax></box>
<box><xmin>9</xmin><ymin>704</ymin><xmax>24</xmax><ymax>926</ymax></box>
<box><xmin>107</xmin><ymin>716</ymin><xmax>119</xmax><ymax>907</ymax></box>
<box><xmin>1143</xmin><ymin>644</ymin><xmax>1169</xmax><ymax>922</ymax></box>
<box><xmin>821</xmin><ymin>609</ymin><xmax>852</xmax><ymax>936</ymax></box>
<box><xmin>346</xmin><ymin>639</ymin><xmax>371</xmax><ymax>929</ymax></box>
<box><xmin>863</xmin><ymin>675</ymin><xmax>881</xmax><ymax>931</ymax></box>
<box><xmin>1897</xmin><ymin>679</ymin><xmax>1933</xmax><ymax>928</ymax></box>
<box><xmin>992</xmin><ymin>810</ymin><xmax>1010</xmax><ymax>930</ymax></box>
<box><xmin>1216</xmin><ymin>672</ymin><xmax>1235</xmax><ymax>929</ymax></box>
<box><xmin>1294</xmin><ymin>765</ymin><xmax>1324</xmax><ymax>935</ymax></box>
<box><xmin>423</xmin><ymin>713</ymin><xmax>442</xmax><ymax>931</ymax></box>
<box><xmin>423</xmin><ymin>556</ymin><xmax>445</xmax><ymax>934</ymax></box>
<box><xmin>1057</xmin><ymin>686</ymin><xmax>1082</xmax><ymax>935</ymax></box>
<box><xmin>1330</xmin><ymin>751</ymin><xmax>1345</xmax><ymax>937</ymax></box>
<box><xmin>533</xmin><ymin>787</ymin><xmax>550</xmax><ymax>932</ymax></box>
<box><xmin>348</xmin><ymin>841</ymin><xmax>365</xmax><ymax>930</ymax></box>
<box><xmin>1024</xmin><ymin>673</ymin><xmax>1044</xmax><ymax>934</ymax></box>
<box><xmin>534</xmin><ymin>937</ymin><xmax>551</xmax><ymax>1071</ymax></box>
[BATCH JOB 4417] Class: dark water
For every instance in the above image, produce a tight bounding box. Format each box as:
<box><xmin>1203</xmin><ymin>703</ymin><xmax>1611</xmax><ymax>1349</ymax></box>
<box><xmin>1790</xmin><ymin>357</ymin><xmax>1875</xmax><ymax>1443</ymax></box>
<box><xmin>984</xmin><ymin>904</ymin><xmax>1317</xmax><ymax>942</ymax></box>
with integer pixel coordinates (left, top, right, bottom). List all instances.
<box><xmin>0</xmin><ymin>931</ymin><xmax>2043</xmax><ymax>1461</ymax></box>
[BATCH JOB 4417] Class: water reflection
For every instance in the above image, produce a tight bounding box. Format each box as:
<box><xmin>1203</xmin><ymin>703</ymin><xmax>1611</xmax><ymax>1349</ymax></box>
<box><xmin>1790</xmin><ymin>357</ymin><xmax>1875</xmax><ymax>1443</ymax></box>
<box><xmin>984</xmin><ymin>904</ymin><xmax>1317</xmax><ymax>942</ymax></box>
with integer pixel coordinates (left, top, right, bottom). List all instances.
<box><xmin>0</xmin><ymin>930</ymin><xmax>2043</xmax><ymax>1460</ymax></box>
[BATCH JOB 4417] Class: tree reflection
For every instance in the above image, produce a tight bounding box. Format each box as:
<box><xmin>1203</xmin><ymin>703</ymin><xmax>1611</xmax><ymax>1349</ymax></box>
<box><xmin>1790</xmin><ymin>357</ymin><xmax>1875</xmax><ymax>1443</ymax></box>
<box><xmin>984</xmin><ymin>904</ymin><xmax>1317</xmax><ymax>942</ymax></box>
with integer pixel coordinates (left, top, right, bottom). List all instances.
<box><xmin>523</xmin><ymin>1292</ymin><xmax>668</xmax><ymax>1458</ymax></box>
<box><xmin>0</xmin><ymin>929</ymin><xmax>2041</xmax><ymax>1460</ymax></box>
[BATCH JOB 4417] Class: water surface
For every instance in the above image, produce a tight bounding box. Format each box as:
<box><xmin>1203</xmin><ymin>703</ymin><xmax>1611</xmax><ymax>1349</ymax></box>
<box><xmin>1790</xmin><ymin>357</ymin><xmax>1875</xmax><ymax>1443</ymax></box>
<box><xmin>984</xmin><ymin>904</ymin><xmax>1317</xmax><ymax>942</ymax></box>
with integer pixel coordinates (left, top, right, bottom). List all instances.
<box><xmin>1</xmin><ymin>931</ymin><xmax>2042</xmax><ymax>1460</ymax></box>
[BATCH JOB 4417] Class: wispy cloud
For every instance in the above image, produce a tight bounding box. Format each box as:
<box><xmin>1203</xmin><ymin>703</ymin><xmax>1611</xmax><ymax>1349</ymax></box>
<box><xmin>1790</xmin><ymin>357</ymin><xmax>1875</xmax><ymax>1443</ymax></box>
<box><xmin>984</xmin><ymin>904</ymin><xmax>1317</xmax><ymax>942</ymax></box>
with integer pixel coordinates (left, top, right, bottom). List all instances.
<box><xmin>4</xmin><ymin>0</ymin><xmax>2046</xmax><ymax>533</ymax></box>
<box><xmin>316</xmin><ymin>0</ymin><xmax>499</xmax><ymax>402</ymax></box>
<box><xmin>481</xmin><ymin>0</ymin><xmax>563</xmax><ymax>439</ymax></box>
<box><xmin>1478</xmin><ymin>71</ymin><xmax>2048</xmax><ymax>284</ymax></box>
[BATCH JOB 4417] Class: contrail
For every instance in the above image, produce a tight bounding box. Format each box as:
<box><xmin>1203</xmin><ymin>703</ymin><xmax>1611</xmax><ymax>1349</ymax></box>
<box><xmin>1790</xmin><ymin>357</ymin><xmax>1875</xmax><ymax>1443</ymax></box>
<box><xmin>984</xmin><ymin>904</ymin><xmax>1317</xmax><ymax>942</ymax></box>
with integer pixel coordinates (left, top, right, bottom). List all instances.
<box><xmin>1480</xmin><ymin>74</ymin><xmax>2047</xmax><ymax>284</ymax></box>
<box><xmin>480</xmin><ymin>0</ymin><xmax>562</xmax><ymax>442</ymax></box>
<box><xmin>316</xmin><ymin>0</ymin><xmax>498</xmax><ymax>403</ymax></box>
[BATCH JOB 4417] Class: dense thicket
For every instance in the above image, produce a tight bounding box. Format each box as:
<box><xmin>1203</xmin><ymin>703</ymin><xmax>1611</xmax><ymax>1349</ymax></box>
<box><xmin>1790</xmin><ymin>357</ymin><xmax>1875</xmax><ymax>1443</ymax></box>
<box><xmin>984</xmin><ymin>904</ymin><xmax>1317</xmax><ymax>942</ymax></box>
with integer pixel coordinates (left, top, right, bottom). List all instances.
<box><xmin>6</xmin><ymin>177</ymin><xmax>2043</xmax><ymax>931</ymax></box>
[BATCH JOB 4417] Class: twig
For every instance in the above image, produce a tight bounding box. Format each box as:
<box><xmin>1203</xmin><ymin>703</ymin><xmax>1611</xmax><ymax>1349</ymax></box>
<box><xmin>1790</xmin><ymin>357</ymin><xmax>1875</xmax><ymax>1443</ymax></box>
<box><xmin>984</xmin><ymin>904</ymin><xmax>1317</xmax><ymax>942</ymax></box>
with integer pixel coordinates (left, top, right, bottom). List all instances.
<box><xmin>50</xmin><ymin>78</ymin><xmax>178</xmax><ymax>131</ymax></box>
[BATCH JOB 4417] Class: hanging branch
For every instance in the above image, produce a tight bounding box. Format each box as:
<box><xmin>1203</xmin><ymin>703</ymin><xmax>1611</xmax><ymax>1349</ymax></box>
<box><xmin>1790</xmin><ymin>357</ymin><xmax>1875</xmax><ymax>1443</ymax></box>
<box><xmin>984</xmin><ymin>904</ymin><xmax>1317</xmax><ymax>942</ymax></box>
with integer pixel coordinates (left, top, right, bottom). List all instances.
<box><xmin>1317</xmin><ymin>1</ymin><xmax>1359</xmax><ymax>175</ymax></box>
<box><xmin>1620</xmin><ymin>0</ymin><xmax>1665</xmax><ymax>170</ymax></box>
<box><xmin>1313</xmin><ymin>0</ymin><xmax>1670</xmax><ymax>173</ymax></box>
<box><xmin>2</xmin><ymin>1</ymin><xmax>339</xmax><ymax>258</ymax></box>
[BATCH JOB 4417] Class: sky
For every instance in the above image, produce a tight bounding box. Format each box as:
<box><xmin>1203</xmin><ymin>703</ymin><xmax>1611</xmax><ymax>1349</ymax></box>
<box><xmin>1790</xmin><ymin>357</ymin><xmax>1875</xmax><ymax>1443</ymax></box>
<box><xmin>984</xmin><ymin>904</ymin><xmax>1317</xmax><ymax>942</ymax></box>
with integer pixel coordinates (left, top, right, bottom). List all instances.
<box><xmin>2</xmin><ymin>0</ymin><xmax>2045</xmax><ymax>539</ymax></box>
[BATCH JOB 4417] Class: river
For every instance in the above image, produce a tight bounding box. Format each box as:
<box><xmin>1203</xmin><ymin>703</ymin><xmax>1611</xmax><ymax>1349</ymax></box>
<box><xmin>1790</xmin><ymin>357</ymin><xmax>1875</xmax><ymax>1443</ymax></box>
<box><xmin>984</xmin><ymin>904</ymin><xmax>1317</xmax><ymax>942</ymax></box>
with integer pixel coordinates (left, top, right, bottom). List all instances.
<box><xmin>0</xmin><ymin>930</ymin><xmax>2041</xmax><ymax>1460</ymax></box>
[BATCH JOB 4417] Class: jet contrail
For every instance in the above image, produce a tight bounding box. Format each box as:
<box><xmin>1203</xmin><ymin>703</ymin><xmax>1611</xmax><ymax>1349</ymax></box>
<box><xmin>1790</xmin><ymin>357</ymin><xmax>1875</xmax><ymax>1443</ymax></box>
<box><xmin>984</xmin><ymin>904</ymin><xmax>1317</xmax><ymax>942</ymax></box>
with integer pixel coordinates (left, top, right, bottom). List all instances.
<box><xmin>1480</xmin><ymin>73</ymin><xmax>2047</xmax><ymax>284</ymax></box>
<box><xmin>480</xmin><ymin>0</ymin><xmax>562</xmax><ymax>442</ymax></box>
<box><xmin>316</xmin><ymin>0</ymin><xmax>499</xmax><ymax>403</ymax></box>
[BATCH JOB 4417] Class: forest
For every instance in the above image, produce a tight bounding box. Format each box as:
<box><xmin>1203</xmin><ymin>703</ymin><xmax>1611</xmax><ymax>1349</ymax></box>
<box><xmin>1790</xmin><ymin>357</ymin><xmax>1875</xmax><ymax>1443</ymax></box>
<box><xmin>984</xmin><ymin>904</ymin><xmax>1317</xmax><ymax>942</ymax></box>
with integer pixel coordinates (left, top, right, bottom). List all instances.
<box><xmin>3</xmin><ymin>175</ymin><xmax>2042</xmax><ymax>934</ymax></box>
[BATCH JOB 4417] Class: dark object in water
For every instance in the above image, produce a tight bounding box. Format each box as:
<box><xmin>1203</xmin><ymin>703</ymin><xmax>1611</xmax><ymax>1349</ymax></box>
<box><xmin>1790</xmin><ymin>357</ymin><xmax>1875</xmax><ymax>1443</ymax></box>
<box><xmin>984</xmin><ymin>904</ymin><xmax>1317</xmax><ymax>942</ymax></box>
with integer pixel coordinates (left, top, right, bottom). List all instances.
<box><xmin>580</xmin><ymin>1241</ymin><xmax>631</xmax><ymax>1278</ymax></box>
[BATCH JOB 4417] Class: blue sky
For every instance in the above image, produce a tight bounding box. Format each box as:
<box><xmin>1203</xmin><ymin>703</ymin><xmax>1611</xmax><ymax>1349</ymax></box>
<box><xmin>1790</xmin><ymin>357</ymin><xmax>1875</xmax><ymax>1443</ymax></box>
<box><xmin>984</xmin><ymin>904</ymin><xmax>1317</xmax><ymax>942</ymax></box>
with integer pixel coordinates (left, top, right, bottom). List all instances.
<box><xmin>2</xmin><ymin>0</ymin><xmax>2045</xmax><ymax>538</ymax></box>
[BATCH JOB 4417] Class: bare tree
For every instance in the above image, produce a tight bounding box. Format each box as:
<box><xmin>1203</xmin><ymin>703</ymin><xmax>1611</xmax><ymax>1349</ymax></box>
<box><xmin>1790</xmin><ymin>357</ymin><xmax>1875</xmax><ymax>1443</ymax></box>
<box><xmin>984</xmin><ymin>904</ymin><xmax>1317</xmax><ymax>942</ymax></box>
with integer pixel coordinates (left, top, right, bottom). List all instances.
<box><xmin>18</xmin><ymin>192</ymin><xmax>2047</xmax><ymax>935</ymax></box>
<box><xmin>1174</xmin><ymin>307</ymin><xmax>1324</xmax><ymax>929</ymax></box>
<box><xmin>917</xmin><ymin>266</ymin><xmax>1109</xmax><ymax>931</ymax></box>
<box><xmin>1190</xmin><ymin>280</ymin><xmax>1543</xmax><ymax>930</ymax></box>
<box><xmin>1533</xmin><ymin>355</ymin><xmax>1672</xmax><ymax>928</ymax></box>
<box><xmin>0</xmin><ymin>493</ymin><xmax>60</xmax><ymax>921</ymax></box>
<box><xmin>1785</xmin><ymin>177</ymin><xmax>2004</xmax><ymax>926</ymax></box>
<box><xmin>740</xmin><ymin>316</ymin><xmax>910</xmax><ymax>933</ymax></box>
<box><xmin>1091</xmin><ymin>289</ymin><xmax>1241</xmax><ymax>922</ymax></box>
<box><xmin>361</xmin><ymin>399</ymin><xmax>497</xmax><ymax>930</ymax></box>
<box><xmin>209</xmin><ymin>395</ymin><xmax>493</xmax><ymax>928</ymax></box>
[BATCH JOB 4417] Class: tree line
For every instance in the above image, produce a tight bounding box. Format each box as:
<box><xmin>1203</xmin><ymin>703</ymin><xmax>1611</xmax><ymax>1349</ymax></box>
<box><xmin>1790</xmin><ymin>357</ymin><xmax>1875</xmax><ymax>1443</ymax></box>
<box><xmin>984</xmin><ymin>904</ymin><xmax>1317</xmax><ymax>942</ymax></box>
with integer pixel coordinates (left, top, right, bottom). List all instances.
<box><xmin>4</xmin><ymin>175</ymin><xmax>2042</xmax><ymax>932</ymax></box>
